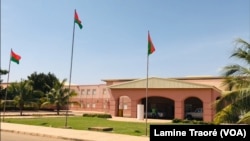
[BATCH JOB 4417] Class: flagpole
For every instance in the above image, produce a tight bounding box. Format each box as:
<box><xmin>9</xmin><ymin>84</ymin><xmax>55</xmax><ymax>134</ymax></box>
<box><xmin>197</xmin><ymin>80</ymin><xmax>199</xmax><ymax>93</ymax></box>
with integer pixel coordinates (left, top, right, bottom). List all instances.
<box><xmin>65</xmin><ymin>9</ymin><xmax>76</xmax><ymax>128</ymax></box>
<box><xmin>2</xmin><ymin>50</ymin><xmax>12</xmax><ymax>122</ymax></box>
<box><xmin>145</xmin><ymin>30</ymin><xmax>155</xmax><ymax>136</ymax></box>
<box><xmin>145</xmin><ymin>51</ymin><xmax>149</xmax><ymax>136</ymax></box>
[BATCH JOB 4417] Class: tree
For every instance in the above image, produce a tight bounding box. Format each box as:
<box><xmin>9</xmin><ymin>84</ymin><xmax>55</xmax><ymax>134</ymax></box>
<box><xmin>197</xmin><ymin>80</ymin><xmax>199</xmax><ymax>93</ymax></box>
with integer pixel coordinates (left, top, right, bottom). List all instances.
<box><xmin>214</xmin><ymin>38</ymin><xmax>250</xmax><ymax>124</ymax></box>
<box><xmin>0</xmin><ymin>69</ymin><xmax>8</xmax><ymax>100</ymax></box>
<box><xmin>27</xmin><ymin>72</ymin><xmax>59</xmax><ymax>94</ymax></box>
<box><xmin>9</xmin><ymin>80</ymin><xmax>38</xmax><ymax>116</ymax></box>
<box><xmin>27</xmin><ymin>72</ymin><xmax>59</xmax><ymax>109</ymax></box>
<box><xmin>41</xmin><ymin>79</ymin><xmax>77</xmax><ymax>115</ymax></box>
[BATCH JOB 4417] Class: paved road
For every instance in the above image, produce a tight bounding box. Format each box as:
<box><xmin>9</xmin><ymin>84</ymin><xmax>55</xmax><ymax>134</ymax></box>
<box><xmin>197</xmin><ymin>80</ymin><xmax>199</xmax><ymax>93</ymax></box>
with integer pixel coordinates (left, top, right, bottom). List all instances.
<box><xmin>1</xmin><ymin>131</ymin><xmax>70</xmax><ymax>141</ymax></box>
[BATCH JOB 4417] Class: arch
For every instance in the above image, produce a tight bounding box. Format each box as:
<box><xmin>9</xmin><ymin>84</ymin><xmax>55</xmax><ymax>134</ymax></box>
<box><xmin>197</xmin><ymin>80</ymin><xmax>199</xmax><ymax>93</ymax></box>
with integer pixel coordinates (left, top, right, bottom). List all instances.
<box><xmin>141</xmin><ymin>96</ymin><xmax>174</xmax><ymax>119</ymax></box>
<box><xmin>184</xmin><ymin>97</ymin><xmax>203</xmax><ymax>120</ymax></box>
<box><xmin>118</xmin><ymin>96</ymin><xmax>131</xmax><ymax>117</ymax></box>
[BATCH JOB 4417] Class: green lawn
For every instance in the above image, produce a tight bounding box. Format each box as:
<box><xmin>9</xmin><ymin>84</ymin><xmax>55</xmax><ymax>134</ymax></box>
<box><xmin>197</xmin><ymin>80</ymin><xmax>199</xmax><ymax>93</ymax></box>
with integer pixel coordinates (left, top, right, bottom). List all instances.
<box><xmin>4</xmin><ymin>116</ymin><xmax>169</xmax><ymax>136</ymax></box>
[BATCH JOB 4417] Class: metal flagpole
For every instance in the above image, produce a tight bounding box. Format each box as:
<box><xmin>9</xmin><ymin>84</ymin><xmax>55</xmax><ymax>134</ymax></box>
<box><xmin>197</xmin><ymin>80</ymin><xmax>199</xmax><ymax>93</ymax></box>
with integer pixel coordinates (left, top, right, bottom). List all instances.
<box><xmin>2</xmin><ymin>49</ymin><xmax>12</xmax><ymax>122</ymax></box>
<box><xmin>65</xmin><ymin>9</ymin><xmax>76</xmax><ymax>128</ymax></box>
<box><xmin>145</xmin><ymin>30</ymin><xmax>155</xmax><ymax>136</ymax></box>
<box><xmin>145</xmin><ymin>52</ymin><xmax>149</xmax><ymax>136</ymax></box>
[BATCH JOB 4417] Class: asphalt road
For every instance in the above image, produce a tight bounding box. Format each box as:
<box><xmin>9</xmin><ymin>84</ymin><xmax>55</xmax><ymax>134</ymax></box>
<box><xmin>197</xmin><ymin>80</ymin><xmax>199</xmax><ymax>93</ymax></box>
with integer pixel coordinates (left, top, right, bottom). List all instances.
<box><xmin>1</xmin><ymin>131</ymin><xmax>70</xmax><ymax>141</ymax></box>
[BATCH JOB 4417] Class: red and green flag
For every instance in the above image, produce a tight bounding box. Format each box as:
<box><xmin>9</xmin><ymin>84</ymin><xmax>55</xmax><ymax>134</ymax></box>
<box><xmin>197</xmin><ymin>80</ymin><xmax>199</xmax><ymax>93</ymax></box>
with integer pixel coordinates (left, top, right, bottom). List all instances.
<box><xmin>74</xmin><ymin>10</ymin><xmax>83</xmax><ymax>29</ymax></box>
<box><xmin>10</xmin><ymin>49</ymin><xmax>21</xmax><ymax>64</ymax></box>
<box><xmin>148</xmin><ymin>31</ymin><xmax>155</xmax><ymax>55</ymax></box>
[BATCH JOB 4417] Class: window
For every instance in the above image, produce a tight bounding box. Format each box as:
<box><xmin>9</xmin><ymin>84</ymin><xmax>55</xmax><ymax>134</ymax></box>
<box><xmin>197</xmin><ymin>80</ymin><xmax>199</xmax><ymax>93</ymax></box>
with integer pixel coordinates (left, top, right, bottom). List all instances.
<box><xmin>103</xmin><ymin>88</ymin><xmax>107</xmax><ymax>94</ymax></box>
<box><xmin>81</xmin><ymin>89</ymin><xmax>85</xmax><ymax>95</ymax></box>
<box><xmin>87</xmin><ymin>89</ymin><xmax>91</xmax><ymax>95</ymax></box>
<box><xmin>92</xmin><ymin>89</ymin><xmax>96</xmax><ymax>95</ymax></box>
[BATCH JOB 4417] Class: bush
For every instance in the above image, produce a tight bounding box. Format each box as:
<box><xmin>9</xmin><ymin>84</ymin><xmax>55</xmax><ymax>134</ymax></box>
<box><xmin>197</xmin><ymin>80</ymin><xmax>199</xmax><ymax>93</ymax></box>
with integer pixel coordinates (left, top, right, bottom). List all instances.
<box><xmin>172</xmin><ymin>118</ymin><xmax>182</xmax><ymax>123</ymax></box>
<box><xmin>172</xmin><ymin>118</ymin><xmax>216</xmax><ymax>125</ymax></box>
<box><xmin>82</xmin><ymin>113</ymin><xmax>112</xmax><ymax>118</ymax></box>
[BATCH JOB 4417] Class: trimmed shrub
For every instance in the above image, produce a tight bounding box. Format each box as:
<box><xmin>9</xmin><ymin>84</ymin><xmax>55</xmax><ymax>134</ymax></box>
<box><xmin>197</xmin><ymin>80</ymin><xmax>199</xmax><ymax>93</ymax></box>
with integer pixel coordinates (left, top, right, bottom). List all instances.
<box><xmin>172</xmin><ymin>118</ymin><xmax>182</xmax><ymax>123</ymax></box>
<box><xmin>171</xmin><ymin>118</ymin><xmax>216</xmax><ymax>125</ymax></box>
<box><xmin>82</xmin><ymin>113</ymin><xmax>112</xmax><ymax>118</ymax></box>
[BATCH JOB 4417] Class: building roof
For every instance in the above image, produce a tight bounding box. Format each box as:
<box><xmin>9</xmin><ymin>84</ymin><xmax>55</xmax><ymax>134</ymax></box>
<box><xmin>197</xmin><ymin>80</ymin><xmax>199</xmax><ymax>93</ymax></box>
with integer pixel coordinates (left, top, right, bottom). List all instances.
<box><xmin>174</xmin><ymin>76</ymin><xmax>225</xmax><ymax>80</ymax></box>
<box><xmin>108</xmin><ymin>77</ymin><xmax>221</xmax><ymax>91</ymax></box>
<box><xmin>101</xmin><ymin>78</ymin><xmax>137</xmax><ymax>82</ymax></box>
<box><xmin>102</xmin><ymin>76</ymin><xmax>225</xmax><ymax>82</ymax></box>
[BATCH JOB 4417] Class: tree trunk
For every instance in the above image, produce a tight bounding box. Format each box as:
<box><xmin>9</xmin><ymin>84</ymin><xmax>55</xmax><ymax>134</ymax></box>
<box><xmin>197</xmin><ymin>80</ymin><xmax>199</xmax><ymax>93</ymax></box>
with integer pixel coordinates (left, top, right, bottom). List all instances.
<box><xmin>56</xmin><ymin>104</ymin><xmax>60</xmax><ymax>115</ymax></box>
<box><xmin>20</xmin><ymin>104</ymin><xmax>23</xmax><ymax>116</ymax></box>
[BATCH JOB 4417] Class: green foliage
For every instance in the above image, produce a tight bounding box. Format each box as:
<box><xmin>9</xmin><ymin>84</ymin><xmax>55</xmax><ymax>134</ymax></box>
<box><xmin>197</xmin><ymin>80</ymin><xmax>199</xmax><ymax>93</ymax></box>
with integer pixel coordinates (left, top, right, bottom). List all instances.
<box><xmin>82</xmin><ymin>113</ymin><xmax>112</xmax><ymax>118</ymax></box>
<box><xmin>41</xmin><ymin>79</ymin><xmax>76</xmax><ymax>115</ymax></box>
<box><xmin>237</xmin><ymin>111</ymin><xmax>250</xmax><ymax>124</ymax></box>
<box><xmin>172</xmin><ymin>118</ymin><xmax>182</xmax><ymax>123</ymax></box>
<box><xmin>0</xmin><ymin>69</ymin><xmax>8</xmax><ymax>85</ymax></box>
<box><xmin>214</xmin><ymin>104</ymin><xmax>241</xmax><ymax>124</ymax></box>
<box><xmin>2</xmin><ymin>71</ymin><xmax>72</xmax><ymax>113</ymax></box>
<box><xmin>216</xmin><ymin>38</ymin><xmax>250</xmax><ymax>124</ymax></box>
<box><xmin>27</xmin><ymin>72</ymin><xmax>59</xmax><ymax>94</ymax></box>
<box><xmin>172</xmin><ymin>118</ymin><xmax>216</xmax><ymax>125</ymax></box>
<box><xmin>0</xmin><ymin>100</ymin><xmax>17</xmax><ymax>110</ymax></box>
<box><xmin>8</xmin><ymin>80</ymin><xmax>38</xmax><ymax>115</ymax></box>
<box><xmin>0</xmin><ymin>69</ymin><xmax>8</xmax><ymax>75</ymax></box>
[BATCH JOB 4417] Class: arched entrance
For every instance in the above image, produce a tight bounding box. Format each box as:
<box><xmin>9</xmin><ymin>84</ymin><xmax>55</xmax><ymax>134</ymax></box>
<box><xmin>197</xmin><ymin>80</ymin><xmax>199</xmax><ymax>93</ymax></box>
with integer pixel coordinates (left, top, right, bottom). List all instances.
<box><xmin>141</xmin><ymin>96</ymin><xmax>174</xmax><ymax>119</ymax></box>
<box><xmin>184</xmin><ymin>97</ymin><xmax>203</xmax><ymax>120</ymax></box>
<box><xmin>118</xmin><ymin>96</ymin><xmax>131</xmax><ymax>117</ymax></box>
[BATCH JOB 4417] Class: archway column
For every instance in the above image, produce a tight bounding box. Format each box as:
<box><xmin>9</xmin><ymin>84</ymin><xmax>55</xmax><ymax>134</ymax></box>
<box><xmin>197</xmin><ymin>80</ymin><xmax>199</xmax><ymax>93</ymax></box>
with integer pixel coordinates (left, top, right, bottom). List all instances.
<box><xmin>174</xmin><ymin>100</ymin><xmax>184</xmax><ymax>119</ymax></box>
<box><xmin>130</xmin><ymin>99</ymin><xmax>140</xmax><ymax>118</ymax></box>
<box><xmin>203</xmin><ymin>102</ymin><xmax>214</xmax><ymax>122</ymax></box>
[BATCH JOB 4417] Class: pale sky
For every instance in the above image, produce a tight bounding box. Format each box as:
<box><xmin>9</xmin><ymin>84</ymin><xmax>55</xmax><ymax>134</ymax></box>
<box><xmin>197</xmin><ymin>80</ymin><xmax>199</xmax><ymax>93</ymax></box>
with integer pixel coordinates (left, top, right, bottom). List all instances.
<box><xmin>1</xmin><ymin>0</ymin><xmax>250</xmax><ymax>85</ymax></box>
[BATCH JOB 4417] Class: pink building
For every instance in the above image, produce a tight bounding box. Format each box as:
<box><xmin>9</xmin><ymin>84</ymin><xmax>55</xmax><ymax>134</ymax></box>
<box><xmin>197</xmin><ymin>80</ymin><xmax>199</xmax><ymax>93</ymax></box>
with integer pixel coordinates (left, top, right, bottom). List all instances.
<box><xmin>69</xmin><ymin>76</ymin><xmax>224</xmax><ymax>122</ymax></box>
<box><xmin>69</xmin><ymin>84</ymin><xmax>110</xmax><ymax>113</ymax></box>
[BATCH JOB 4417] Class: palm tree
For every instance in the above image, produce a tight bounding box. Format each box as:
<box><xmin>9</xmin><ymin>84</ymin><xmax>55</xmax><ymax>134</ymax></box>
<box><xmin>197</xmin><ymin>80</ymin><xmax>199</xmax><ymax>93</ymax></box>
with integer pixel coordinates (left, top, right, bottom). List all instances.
<box><xmin>41</xmin><ymin>79</ymin><xmax>77</xmax><ymax>115</ymax></box>
<box><xmin>8</xmin><ymin>80</ymin><xmax>38</xmax><ymax>116</ymax></box>
<box><xmin>214</xmin><ymin>38</ymin><xmax>250</xmax><ymax>124</ymax></box>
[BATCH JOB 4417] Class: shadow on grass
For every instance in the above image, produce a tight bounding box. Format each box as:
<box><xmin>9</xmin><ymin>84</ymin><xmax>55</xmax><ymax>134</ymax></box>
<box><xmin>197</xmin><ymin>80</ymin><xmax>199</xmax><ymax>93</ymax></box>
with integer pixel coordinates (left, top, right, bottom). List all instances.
<box><xmin>40</xmin><ymin>122</ymin><xmax>48</xmax><ymax>125</ymax></box>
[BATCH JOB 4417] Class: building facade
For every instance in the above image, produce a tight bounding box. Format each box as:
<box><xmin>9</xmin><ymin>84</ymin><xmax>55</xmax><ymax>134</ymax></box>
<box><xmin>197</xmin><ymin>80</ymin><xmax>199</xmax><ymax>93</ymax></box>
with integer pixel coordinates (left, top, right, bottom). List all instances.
<box><xmin>68</xmin><ymin>76</ymin><xmax>225</xmax><ymax>122</ymax></box>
